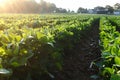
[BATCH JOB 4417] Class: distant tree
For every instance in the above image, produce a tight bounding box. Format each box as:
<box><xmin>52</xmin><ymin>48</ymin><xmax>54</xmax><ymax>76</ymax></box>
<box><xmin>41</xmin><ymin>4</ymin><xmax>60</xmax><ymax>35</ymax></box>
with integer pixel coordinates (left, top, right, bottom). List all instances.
<box><xmin>94</xmin><ymin>6</ymin><xmax>108</xmax><ymax>14</ymax></box>
<box><xmin>94</xmin><ymin>6</ymin><xmax>105</xmax><ymax>11</ymax></box>
<box><xmin>39</xmin><ymin>0</ymin><xmax>47</xmax><ymax>13</ymax></box>
<box><xmin>39</xmin><ymin>0</ymin><xmax>57</xmax><ymax>13</ymax></box>
<box><xmin>67</xmin><ymin>9</ymin><xmax>71</xmax><ymax>13</ymax></box>
<box><xmin>62</xmin><ymin>9</ymin><xmax>67</xmax><ymax>13</ymax></box>
<box><xmin>55</xmin><ymin>8</ymin><xmax>67</xmax><ymax>13</ymax></box>
<box><xmin>48</xmin><ymin>3</ymin><xmax>56</xmax><ymax>13</ymax></box>
<box><xmin>71</xmin><ymin>10</ymin><xmax>75</xmax><ymax>13</ymax></box>
<box><xmin>105</xmin><ymin>5</ymin><xmax>114</xmax><ymax>14</ymax></box>
<box><xmin>114</xmin><ymin>3</ymin><xmax>120</xmax><ymax>10</ymax></box>
<box><xmin>0</xmin><ymin>0</ymin><xmax>39</xmax><ymax>13</ymax></box>
<box><xmin>77</xmin><ymin>7</ymin><xmax>88</xmax><ymax>13</ymax></box>
<box><xmin>0</xmin><ymin>0</ymin><xmax>65</xmax><ymax>13</ymax></box>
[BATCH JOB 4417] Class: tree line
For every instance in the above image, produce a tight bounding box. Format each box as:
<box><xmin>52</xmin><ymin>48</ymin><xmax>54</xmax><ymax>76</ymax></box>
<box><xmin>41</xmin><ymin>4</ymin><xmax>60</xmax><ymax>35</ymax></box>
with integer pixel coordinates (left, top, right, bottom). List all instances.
<box><xmin>0</xmin><ymin>0</ymin><xmax>69</xmax><ymax>13</ymax></box>
<box><xmin>77</xmin><ymin>3</ymin><xmax>120</xmax><ymax>14</ymax></box>
<box><xmin>0</xmin><ymin>0</ymin><xmax>120</xmax><ymax>14</ymax></box>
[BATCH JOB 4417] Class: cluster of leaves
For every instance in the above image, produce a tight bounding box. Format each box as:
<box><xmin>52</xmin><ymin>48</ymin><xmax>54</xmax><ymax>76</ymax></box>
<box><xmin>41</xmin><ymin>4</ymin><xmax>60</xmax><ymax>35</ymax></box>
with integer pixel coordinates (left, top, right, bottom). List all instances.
<box><xmin>0</xmin><ymin>14</ymin><xmax>92</xmax><ymax>30</ymax></box>
<box><xmin>0</xmin><ymin>14</ymin><xmax>97</xmax><ymax>80</ymax></box>
<box><xmin>53</xmin><ymin>17</ymin><xmax>95</xmax><ymax>53</ymax></box>
<box><xmin>0</xmin><ymin>27</ymin><xmax>61</xmax><ymax>80</ymax></box>
<box><xmin>107</xmin><ymin>16</ymin><xmax>120</xmax><ymax>32</ymax></box>
<box><xmin>99</xmin><ymin>17</ymin><xmax>120</xmax><ymax>80</ymax></box>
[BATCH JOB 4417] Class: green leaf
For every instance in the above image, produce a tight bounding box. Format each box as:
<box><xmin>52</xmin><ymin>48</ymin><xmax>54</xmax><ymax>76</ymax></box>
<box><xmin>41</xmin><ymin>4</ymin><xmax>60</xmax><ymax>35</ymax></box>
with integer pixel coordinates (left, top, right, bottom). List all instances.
<box><xmin>15</xmin><ymin>35</ymin><xmax>22</xmax><ymax>42</ymax></box>
<box><xmin>110</xmin><ymin>74</ymin><xmax>120</xmax><ymax>80</ymax></box>
<box><xmin>47</xmin><ymin>42</ymin><xmax>54</xmax><ymax>47</ymax></box>
<box><xmin>10</xmin><ymin>62</ymin><xmax>20</xmax><ymax>67</ymax></box>
<box><xmin>103</xmin><ymin>67</ymin><xmax>115</xmax><ymax>75</ymax></box>
<box><xmin>0</xmin><ymin>68</ymin><xmax>12</xmax><ymax>76</ymax></box>
<box><xmin>90</xmin><ymin>75</ymin><xmax>99</xmax><ymax>79</ymax></box>
<box><xmin>36</xmin><ymin>32</ymin><xmax>44</xmax><ymax>39</ymax></box>
<box><xmin>114</xmin><ymin>56</ymin><xmax>120</xmax><ymax>65</ymax></box>
<box><xmin>111</xmin><ymin>46</ymin><xmax>117</xmax><ymax>55</ymax></box>
<box><xmin>10</xmin><ymin>57</ymin><xmax>27</xmax><ymax>67</ymax></box>
<box><xmin>102</xmin><ymin>52</ymin><xmax>113</xmax><ymax>58</ymax></box>
<box><xmin>117</xmin><ymin>49</ymin><xmax>120</xmax><ymax>56</ymax></box>
<box><xmin>0</xmin><ymin>47</ymin><xmax>5</xmax><ymax>56</ymax></box>
<box><xmin>40</xmin><ymin>36</ymin><xmax>48</xmax><ymax>43</ymax></box>
<box><xmin>13</xmin><ymin>44</ymin><xmax>19</xmax><ymax>55</ymax></box>
<box><xmin>1</xmin><ymin>35</ymin><xmax>10</xmax><ymax>43</ymax></box>
<box><xmin>56</xmin><ymin>62</ymin><xmax>62</xmax><ymax>70</ymax></box>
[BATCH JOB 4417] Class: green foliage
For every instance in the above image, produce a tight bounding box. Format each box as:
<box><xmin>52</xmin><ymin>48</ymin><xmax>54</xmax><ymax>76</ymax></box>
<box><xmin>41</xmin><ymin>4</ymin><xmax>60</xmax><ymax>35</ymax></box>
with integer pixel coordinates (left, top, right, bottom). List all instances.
<box><xmin>0</xmin><ymin>14</ymin><xmax>98</xmax><ymax>80</ymax></box>
<box><xmin>99</xmin><ymin>16</ymin><xmax>120</xmax><ymax>80</ymax></box>
<box><xmin>110</xmin><ymin>74</ymin><xmax>120</xmax><ymax>80</ymax></box>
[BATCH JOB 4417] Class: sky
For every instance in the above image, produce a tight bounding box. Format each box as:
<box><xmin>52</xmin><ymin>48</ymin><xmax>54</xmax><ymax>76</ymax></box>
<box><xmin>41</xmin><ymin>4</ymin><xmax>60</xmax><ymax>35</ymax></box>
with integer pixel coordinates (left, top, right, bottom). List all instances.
<box><xmin>41</xmin><ymin>0</ymin><xmax>120</xmax><ymax>11</ymax></box>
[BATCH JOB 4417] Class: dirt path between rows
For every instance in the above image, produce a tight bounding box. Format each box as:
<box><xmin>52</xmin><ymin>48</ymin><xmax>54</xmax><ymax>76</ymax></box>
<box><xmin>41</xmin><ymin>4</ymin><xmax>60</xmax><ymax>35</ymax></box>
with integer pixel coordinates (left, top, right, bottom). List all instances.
<box><xmin>55</xmin><ymin>19</ymin><xmax>101</xmax><ymax>80</ymax></box>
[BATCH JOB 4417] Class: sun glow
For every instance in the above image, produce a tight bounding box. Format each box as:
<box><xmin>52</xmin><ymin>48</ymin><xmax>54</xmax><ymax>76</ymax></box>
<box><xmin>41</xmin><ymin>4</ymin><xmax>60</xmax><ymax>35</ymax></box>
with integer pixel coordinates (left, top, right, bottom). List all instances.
<box><xmin>0</xmin><ymin>0</ymin><xmax>7</xmax><ymax>6</ymax></box>
<box><xmin>0</xmin><ymin>0</ymin><xmax>4</xmax><ymax>3</ymax></box>
<box><xmin>35</xmin><ymin>0</ymin><xmax>40</xmax><ymax>3</ymax></box>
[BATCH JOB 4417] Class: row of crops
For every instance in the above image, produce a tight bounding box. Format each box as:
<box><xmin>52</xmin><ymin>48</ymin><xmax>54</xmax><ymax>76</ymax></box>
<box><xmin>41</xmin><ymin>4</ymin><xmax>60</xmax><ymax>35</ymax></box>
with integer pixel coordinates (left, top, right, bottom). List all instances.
<box><xmin>0</xmin><ymin>14</ymin><xmax>98</xmax><ymax>80</ymax></box>
<box><xmin>1</xmin><ymin>14</ymin><xmax>120</xmax><ymax>80</ymax></box>
<box><xmin>99</xmin><ymin>16</ymin><xmax>120</xmax><ymax>80</ymax></box>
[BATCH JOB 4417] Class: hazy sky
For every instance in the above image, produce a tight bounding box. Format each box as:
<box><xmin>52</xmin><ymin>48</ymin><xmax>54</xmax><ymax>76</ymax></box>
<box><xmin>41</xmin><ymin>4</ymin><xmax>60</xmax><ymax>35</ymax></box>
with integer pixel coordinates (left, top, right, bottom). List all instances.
<box><xmin>42</xmin><ymin>0</ymin><xmax>120</xmax><ymax>11</ymax></box>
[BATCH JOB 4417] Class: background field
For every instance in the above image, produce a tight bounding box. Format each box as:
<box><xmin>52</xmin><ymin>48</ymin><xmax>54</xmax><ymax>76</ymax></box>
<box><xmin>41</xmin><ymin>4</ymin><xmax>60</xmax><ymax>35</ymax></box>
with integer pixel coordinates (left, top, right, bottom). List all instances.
<box><xmin>0</xmin><ymin>14</ymin><xmax>119</xmax><ymax>80</ymax></box>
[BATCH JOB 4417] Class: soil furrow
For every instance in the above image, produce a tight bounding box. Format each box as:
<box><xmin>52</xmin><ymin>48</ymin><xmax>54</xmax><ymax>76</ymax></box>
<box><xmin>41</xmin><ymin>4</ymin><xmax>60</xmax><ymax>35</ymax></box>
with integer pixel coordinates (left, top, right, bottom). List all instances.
<box><xmin>55</xmin><ymin>19</ymin><xmax>101</xmax><ymax>80</ymax></box>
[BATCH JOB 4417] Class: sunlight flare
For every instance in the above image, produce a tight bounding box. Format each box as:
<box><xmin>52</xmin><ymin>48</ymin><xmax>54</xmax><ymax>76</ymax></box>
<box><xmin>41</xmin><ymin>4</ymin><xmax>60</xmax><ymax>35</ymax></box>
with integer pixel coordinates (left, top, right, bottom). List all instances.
<box><xmin>0</xmin><ymin>0</ymin><xmax>4</xmax><ymax>3</ymax></box>
<box><xmin>35</xmin><ymin>0</ymin><xmax>40</xmax><ymax>3</ymax></box>
<box><xmin>0</xmin><ymin>0</ymin><xmax>7</xmax><ymax>6</ymax></box>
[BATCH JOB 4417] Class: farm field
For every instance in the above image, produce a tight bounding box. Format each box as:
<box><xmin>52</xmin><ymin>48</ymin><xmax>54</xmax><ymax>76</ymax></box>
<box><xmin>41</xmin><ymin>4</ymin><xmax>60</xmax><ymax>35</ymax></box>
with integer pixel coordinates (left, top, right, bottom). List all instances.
<box><xmin>0</xmin><ymin>14</ymin><xmax>120</xmax><ymax>80</ymax></box>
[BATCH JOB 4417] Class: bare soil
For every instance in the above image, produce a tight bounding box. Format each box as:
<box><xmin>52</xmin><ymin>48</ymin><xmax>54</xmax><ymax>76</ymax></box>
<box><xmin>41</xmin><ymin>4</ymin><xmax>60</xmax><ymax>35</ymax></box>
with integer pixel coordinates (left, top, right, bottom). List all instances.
<box><xmin>54</xmin><ymin>19</ymin><xmax>101</xmax><ymax>80</ymax></box>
